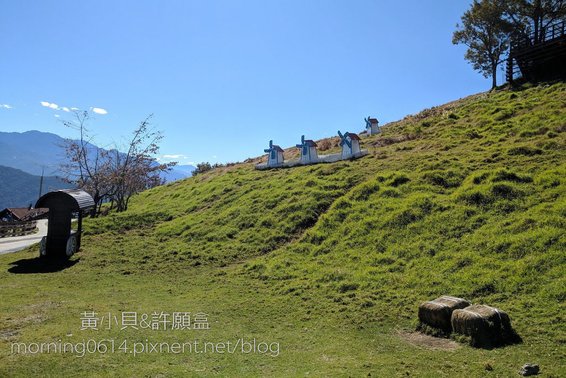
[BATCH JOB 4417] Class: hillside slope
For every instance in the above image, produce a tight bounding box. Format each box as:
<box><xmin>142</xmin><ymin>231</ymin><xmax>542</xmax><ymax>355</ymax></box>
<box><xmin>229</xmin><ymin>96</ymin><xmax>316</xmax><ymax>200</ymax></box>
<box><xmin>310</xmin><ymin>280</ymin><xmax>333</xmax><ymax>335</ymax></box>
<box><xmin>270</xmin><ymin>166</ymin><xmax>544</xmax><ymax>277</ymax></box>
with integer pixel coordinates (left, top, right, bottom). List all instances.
<box><xmin>0</xmin><ymin>165</ymin><xmax>73</xmax><ymax>209</ymax></box>
<box><xmin>1</xmin><ymin>82</ymin><xmax>564</xmax><ymax>376</ymax></box>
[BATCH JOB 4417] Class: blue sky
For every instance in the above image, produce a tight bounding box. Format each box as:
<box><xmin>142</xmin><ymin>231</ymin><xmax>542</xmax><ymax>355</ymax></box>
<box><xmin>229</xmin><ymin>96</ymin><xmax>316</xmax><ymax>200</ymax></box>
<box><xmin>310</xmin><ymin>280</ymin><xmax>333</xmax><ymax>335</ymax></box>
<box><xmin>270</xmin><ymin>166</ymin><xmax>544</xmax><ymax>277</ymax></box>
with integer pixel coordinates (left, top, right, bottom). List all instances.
<box><xmin>0</xmin><ymin>1</ymin><xmax>493</xmax><ymax>165</ymax></box>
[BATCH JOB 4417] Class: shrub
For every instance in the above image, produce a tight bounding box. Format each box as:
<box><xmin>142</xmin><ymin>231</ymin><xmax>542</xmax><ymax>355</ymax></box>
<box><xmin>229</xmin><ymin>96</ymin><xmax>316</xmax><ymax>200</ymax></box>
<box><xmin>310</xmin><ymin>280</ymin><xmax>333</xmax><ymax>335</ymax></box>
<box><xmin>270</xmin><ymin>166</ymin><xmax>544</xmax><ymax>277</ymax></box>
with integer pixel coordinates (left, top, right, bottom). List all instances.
<box><xmin>472</xmin><ymin>172</ymin><xmax>490</xmax><ymax>184</ymax></box>
<box><xmin>508</xmin><ymin>146</ymin><xmax>543</xmax><ymax>156</ymax></box>
<box><xmin>467</xmin><ymin>130</ymin><xmax>483</xmax><ymax>139</ymax></box>
<box><xmin>318</xmin><ymin>139</ymin><xmax>332</xmax><ymax>151</ymax></box>
<box><xmin>192</xmin><ymin>162</ymin><xmax>213</xmax><ymax>176</ymax></box>
<box><xmin>351</xmin><ymin>181</ymin><xmax>380</xmax><ymax>201</ymax></box>
<box><xmin>493</xmin><ymin>108</ymin><xmax>515</xmax><ymax>121</ymax></box>
<box><xmin>491</xmin><ymin>183</ymin><xmax>520</xmax><ymax>200</ymax></box>
<box><xmin>381</xmin><ymin>188</ymin><xmax>400</xmax><ymax>198</ymax></box>
<box><xmin>337</xmin><ymin>282</ymin><xmax>359</xmax><ymax>293</ymax></box>
<box><xmin>491</xmin><ymin>169</ymin><xmax>532</xmax><ymax>183</ymax></box>
<box><xmin>423</xmin><ymin>170</ymin><xmax>465</xmax><ymax>188</ymax></box>
<box><xmin>388</xmin><ymin>174</ymin><xmax>410</xmax><ymax>187</ymax></box>
<box><xmin>390</xmin><ymin>209</ymin><xmax>420</xmax><ymax>227</ymax></box>
<box><xmin>519</xmin><ymin>127</ymin><xmax>548</xmax><ymax>137</ymax></box>
<box><xmin>535</xmin><ymin>170</ymin><xmax>562</xmax><ymax>189</ymax></box>
<box><xmin>458</xmin><ymin>190</ymin><xmax>491</xmax><ymax>206</ymax></box>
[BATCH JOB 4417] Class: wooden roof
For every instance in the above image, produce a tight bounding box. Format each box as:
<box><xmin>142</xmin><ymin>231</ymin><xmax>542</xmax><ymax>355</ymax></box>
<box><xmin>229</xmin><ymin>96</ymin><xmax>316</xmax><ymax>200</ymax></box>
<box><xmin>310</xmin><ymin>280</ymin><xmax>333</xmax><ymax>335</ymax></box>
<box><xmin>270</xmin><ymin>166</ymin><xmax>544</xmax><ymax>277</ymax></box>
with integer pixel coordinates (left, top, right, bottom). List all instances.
<box><xmin>347</xmin><ymin>133</ymin><xmax>361</xmax><ymax>141</ymax></box>
<box><xmin>36</xmin><ymin>189</ymin><xmax>95</xmax><ymax>211</ymax></box>
<box><xmin>0</xmin><ymin>207</ymin><xmax>48</xmax><ymax>221</ymax></box>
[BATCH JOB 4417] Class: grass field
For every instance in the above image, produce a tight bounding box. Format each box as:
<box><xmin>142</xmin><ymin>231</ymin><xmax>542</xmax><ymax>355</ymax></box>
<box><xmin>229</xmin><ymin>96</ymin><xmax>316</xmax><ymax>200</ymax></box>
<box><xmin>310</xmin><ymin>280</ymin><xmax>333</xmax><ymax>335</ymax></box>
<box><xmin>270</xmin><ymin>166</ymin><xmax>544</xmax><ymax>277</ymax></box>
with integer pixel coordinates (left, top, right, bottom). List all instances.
<box><xmin>1</xmin><ymin>82</ymin><xmax>565</xmax><ymax>377</ymax></box>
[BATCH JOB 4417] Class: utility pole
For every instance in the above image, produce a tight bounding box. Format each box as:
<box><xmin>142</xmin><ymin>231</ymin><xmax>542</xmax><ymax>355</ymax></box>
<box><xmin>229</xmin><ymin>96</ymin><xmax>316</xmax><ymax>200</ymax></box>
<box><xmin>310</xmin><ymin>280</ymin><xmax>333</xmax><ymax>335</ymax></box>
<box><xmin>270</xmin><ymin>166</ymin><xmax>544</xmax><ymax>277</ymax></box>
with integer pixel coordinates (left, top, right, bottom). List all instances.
<box><xmin>38</xmin><ymin>166</ymin><xmax>45</xmax><ymax>204</ymax></box>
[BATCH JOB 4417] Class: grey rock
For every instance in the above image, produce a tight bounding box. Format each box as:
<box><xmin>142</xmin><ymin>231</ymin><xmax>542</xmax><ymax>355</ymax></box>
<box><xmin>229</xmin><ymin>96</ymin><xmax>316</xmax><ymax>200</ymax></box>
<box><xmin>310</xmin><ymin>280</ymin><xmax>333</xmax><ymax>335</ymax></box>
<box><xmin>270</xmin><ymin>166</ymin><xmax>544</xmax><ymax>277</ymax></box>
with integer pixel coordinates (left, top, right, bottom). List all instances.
<box><xmin>519</xmin><ymin>363</ymin><xmax>539</xmax><ymax>376</ymax></box>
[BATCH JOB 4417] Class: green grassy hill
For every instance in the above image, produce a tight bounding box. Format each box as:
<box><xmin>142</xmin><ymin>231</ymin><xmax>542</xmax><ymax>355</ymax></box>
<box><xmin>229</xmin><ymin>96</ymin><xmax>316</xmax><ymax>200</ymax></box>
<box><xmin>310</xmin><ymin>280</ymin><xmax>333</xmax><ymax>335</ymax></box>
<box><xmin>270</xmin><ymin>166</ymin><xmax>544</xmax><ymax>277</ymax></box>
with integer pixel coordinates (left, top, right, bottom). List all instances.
<box><xmin>1</xmin><ymin>82</ymin><xmax>565</xmax><ymax>376</ymax></box>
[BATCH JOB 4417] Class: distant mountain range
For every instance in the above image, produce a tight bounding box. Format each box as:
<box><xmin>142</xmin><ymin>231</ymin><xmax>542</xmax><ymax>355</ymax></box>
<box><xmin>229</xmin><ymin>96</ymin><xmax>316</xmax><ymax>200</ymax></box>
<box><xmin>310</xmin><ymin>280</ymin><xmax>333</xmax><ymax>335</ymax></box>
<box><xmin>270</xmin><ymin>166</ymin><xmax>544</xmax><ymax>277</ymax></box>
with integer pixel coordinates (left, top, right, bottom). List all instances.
<box><xmin>0</xmin><ymin>130</ymin><xmax>195</xmax><ymax>178</ymax></box>
<box><xmin>0</xmin><ymin>165</ymin><xmax>73</xmax><ymax>209</ymax></box>
<box><xmin>0</xmin><ymin>130</ymin><xmax>68</xmax><ymax>176</ymax></box>
<box><xmin>0</xmin><ymin>130</ymin><xmax>195</xmax><ymax>208</ymax></box>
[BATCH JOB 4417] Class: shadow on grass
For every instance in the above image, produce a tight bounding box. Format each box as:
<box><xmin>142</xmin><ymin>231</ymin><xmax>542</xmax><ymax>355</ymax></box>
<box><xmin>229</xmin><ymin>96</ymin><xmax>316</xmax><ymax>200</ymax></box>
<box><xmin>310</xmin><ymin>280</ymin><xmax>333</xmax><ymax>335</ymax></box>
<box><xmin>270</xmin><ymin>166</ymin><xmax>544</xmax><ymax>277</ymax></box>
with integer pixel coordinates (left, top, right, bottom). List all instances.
<box><xmin>8</xmin><ymin>257</ymin><xmax>79</xmax><ymax>274</ymax></box>
<box><xmin>416</xmin><ymin>321</ymin><xmax>523</xmax><ymax>350</ymax></box>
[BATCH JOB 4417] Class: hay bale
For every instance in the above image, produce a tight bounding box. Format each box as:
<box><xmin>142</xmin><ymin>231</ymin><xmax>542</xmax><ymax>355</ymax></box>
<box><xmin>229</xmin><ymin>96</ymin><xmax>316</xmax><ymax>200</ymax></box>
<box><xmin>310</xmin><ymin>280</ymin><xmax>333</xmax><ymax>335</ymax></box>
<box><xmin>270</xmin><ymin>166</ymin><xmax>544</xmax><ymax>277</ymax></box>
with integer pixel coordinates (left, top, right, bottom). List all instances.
<box><xmin>451</xmin><ymin>304</ymin><xmax>519</xmax><ymax>348</ymax></box>
<box><xmin>418</xmin><ymin>296</ymin><xmax>471</xmax><ymax>332</ymax></box>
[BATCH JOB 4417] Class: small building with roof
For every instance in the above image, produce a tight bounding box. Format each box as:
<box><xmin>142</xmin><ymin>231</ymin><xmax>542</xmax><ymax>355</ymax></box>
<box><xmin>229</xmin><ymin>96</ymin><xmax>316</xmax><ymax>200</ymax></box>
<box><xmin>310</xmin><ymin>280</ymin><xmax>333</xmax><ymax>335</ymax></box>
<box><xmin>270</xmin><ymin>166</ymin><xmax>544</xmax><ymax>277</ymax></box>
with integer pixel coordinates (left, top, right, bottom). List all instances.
<box><xmin>256</xmin><ymin>130</ymin><xmax>368</xmax><ymax>170</ymax></box>
<box><xmin>296</xmin><ymin>135</ymin><xmax>318</xmax><ymax>164</ymax></box>
<box><xmin>264</xmin><ymin>140</ymin><xmax>284</xmax><ymax>167</ymax></box>
<box><xmin>365</xmin><ymin>117</ymin><xmax>380</xmax><ymax>135</ymax></box>
<box><xmin>0</xmin><ymin>207</ymin><xmax>48</xmax><ymax>222</ymax></box>
<box><xmin>338</xmin><ymin>131</ymin><xmax>361</xmax><ymax>158</ymax></box>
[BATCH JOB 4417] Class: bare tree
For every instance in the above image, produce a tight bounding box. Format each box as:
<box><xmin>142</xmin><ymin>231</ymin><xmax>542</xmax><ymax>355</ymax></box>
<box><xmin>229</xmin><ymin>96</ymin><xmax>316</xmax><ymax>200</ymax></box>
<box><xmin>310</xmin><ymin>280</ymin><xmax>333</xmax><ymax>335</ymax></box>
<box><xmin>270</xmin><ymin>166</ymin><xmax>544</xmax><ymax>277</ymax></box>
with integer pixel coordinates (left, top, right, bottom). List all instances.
<box><xmin>110</xmin><ymin>115</ymin><xmax>175</xmax><ymax>212</ymax></box>
<box><xmin>61</xmin><ymin>110</ymin><xmax>114</xmax><ymax>216</ymax></box>
<box><xmin>62</xmin><ymin>112</ymin><xmax>175</xmax><ymax>215</ymax></box>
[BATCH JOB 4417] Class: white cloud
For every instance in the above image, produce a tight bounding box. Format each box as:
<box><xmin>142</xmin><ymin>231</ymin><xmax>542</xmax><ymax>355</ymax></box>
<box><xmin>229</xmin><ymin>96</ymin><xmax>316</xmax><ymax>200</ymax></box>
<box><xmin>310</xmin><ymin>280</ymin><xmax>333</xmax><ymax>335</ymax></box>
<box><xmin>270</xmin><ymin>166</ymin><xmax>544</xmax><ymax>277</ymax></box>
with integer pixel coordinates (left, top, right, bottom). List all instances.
<box><xmin>0</xmin><ymin>104</ymin><xmax>12</xmax><ymax>109</ymax></box>
<box><xmin>40</xmin><ymin>102</ymin><xmax>107</xmax><ymax>115</ymax></box>
<box><xmin>91</xmin><ymin>107</ymin><xmax>108</xmax><ymax>115</ymax></box>
<box><xmin>163</xmin><ymin>154</ymin><xmax>187</xmax><ymax>159</ymax></box>
<box><xmin>160</xmin><ymin>154</ymin><xmax>194</xmax><ymax>165</ymax></box>
<box><xmin>41</xmin><ymin>101</ymin><xmax>77</xmax><ymax>113</ymax></box>
<box><xmin>54</xmin><ymin>114</ymin><xmax>60</xmax><ymax>118</ymax></box>
<box><xmin>40</xmin><ymin>101</ymin><xmax>60</xmax><ymax>110</ymax></box>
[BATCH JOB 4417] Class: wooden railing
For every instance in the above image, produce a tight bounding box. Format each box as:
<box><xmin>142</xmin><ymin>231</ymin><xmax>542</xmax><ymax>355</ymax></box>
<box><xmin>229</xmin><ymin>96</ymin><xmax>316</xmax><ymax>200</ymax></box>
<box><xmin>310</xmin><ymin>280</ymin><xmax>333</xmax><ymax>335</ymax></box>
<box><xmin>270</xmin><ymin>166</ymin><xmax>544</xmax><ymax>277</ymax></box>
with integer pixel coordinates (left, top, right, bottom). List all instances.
<box><xmin>512</xmin><ymin>20</ymin><xmax>566</xmax><ymax>49</ymax></box>
<box><xmin>507</xmin><ymin>20</ymin><xmax>566</xmax><ymax>83</ymax></box>
<box><xmin>0</xmin><ymin>221</ymin><xmax>38</xmax><ymax>238</ymax></box>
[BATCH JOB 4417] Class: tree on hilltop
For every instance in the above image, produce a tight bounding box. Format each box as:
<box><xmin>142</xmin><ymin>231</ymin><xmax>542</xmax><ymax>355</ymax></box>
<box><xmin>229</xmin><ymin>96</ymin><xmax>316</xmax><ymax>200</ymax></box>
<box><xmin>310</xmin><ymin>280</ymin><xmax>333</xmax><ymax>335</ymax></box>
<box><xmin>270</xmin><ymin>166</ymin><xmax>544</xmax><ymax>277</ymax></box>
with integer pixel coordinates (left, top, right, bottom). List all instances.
<box><xmin>504</xmin><ymin>0</ymin><xmax>566</xmax><ymax>43</ymax></box>
<box><xmin>61</xmin><ymin>111</ymin><xmax>175</xmax><ymax>215</ymax></box>
<box><xmin>453</xmin><ymin>0</ymin><xmax>512</xmax><ymax>89</ymax></box>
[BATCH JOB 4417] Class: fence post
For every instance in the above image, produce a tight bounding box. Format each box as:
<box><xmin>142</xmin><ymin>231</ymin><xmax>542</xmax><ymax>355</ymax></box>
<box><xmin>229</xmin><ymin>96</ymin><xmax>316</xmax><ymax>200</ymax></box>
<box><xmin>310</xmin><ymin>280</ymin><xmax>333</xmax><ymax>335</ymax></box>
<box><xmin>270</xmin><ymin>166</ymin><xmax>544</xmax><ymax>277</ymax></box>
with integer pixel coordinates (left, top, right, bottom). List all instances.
<box><xmin>0</xmin><ymin>221</ymin><xmax>38</xmax><ymax>238</ymax></box>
